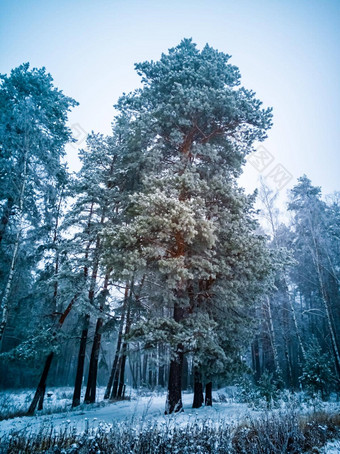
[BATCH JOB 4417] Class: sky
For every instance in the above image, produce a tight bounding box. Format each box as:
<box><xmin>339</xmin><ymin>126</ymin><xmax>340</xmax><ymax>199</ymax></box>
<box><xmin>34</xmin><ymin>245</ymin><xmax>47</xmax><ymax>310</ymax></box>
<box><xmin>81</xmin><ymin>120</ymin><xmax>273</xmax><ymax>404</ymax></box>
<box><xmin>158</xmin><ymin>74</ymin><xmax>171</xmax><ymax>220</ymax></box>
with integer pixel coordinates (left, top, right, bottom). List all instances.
<box><xmin>1</xmin><ymin>0</ymin><xmax>339</xmax><ymax>200</ymax></box>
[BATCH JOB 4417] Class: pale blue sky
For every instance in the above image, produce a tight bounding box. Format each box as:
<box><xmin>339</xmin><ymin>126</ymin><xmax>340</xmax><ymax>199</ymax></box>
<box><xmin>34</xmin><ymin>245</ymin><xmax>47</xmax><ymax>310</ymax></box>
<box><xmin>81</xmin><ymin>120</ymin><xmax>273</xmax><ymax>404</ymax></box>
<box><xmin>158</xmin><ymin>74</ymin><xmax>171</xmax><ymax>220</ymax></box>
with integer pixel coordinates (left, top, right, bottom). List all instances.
<box><xmin>1</xmin><ymin>0</ymin><xmax>339</xmax><ymax>197</ymax></box>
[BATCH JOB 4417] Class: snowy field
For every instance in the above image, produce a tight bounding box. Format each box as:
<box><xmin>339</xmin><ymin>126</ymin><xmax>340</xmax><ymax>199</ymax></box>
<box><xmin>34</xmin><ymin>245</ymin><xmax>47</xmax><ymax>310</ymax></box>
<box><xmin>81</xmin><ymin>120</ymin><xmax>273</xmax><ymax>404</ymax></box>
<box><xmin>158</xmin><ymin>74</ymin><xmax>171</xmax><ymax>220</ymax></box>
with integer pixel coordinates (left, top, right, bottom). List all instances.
<box><xmin>0</xmin><ymin>387</ymin><xmax>252</xmax><ymax>436</ymax></box>
<box><xmin>0</xmin><ymin>387</ymin><xmax>339</xmax><ymax>453</ymax></box>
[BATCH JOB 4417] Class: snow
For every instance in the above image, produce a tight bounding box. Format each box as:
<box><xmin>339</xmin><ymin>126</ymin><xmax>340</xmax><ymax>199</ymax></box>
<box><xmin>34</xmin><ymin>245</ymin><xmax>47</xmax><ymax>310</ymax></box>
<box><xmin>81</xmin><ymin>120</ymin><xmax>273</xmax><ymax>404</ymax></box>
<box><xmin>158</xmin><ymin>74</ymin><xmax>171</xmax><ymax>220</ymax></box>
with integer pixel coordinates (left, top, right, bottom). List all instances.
<box><xmin>0</xmin><ymin>387</ymin><xmax>251</xmax><ymax>438</ymax></box>
<box><xmin>322</xmin><ymin>439</ymin><xmax>340</xmax><ymax>453</ymax></box>
<box><xmin>1</xmin><ymin>387</ymin><xmax>339</xmax><ymax>453</ymax></box>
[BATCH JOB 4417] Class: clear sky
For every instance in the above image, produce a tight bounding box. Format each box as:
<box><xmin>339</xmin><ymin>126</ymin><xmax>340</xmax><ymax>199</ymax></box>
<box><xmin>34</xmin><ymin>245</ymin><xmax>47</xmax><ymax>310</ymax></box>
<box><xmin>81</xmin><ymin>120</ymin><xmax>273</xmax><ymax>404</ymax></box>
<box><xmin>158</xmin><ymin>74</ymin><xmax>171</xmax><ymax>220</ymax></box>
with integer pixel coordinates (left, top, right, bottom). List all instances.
<box><xmin>1</xmin><ymin>0</ymin><xmax>339</xmax><ymax>198</ymax></box>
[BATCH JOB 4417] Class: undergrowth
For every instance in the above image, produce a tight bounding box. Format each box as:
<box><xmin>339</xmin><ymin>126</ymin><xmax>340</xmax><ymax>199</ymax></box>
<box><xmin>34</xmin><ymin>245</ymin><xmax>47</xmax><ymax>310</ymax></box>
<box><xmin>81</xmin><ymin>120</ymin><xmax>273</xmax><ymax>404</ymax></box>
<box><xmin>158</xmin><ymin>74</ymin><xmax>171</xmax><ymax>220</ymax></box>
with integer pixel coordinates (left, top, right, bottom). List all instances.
<box><xmin>1</xmin><ymin>409</ymin><xmax>339</xmax><ymax>453</ymax></box>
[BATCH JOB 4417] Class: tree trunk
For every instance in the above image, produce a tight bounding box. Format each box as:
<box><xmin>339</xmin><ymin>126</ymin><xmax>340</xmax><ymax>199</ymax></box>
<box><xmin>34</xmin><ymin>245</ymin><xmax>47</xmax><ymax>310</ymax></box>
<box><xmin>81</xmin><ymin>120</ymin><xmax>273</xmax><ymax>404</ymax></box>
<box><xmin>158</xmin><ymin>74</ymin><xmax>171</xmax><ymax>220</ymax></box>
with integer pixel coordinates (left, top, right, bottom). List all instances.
<box><xmin>111</xmin><ymin>356</ymin><xmax>122</xmax><ymax>400</ymax></box>
<box><xmin>27</xmin><ymin>352</ymin><xmax>54</xmax><ymax>415</ymax></box>
<box><xmin>252</xmin><ymin>336</ymin><xmax>261</xmax><ymax>383</ymax></box>
<box><xmin>72</xmin><ymin>313</ymin><xmax>90</xmax><ymax>407</ymax></box>
<box><xmin>27</xmin><ymin>295</ymin><xmax>77</xmax><ymax>415</ymax></box>
<box><xmin>84</xmin><ymin>317</ymin><xmax>103</xmax><ymax>403</ymax></box>
<box><xmin>308</xmin><ymin>217</ymin><xmax>340</xmax><ymax>379</ymax></box>
<box><xmin>165</xmin><ymin>349</ymin><xmax>184</xmax><ymax>414</ymax></box>
<box><xmin>117</xmin><ymin>285</ymin><xmax>132</xmax><ymax>399</ymax></box>
<box><xmin>205</xmin><ymin>381</ymin><xmax>212</xmax><ymax>406</ymax></box>
<box><xmin>165</xmin><ymin>303</ymin><xmax>185</xmax><ymax>414</ymax></box>
<box><xmin>192</xmin><ymin>367</ymin><xmax>203</xmax><ymax>408</ymax></box>
<box><xmin>105</xmin><ymin>285</ymin><xmax>128</xmax><ymax>399</ymax></box>
<box><xmin>84</xmin><ymin>272</ymin><xmax>110</xmax><ymax>404</ymax></box>
<box><xmin>117</xmin><ymin>346</ymin><xmax>128</xmax><ymax>398</ymax></box>
<box><xmin>264</xmin><ymin>296</ymin><xmax>281</xmax><ymax>377</ymax></box>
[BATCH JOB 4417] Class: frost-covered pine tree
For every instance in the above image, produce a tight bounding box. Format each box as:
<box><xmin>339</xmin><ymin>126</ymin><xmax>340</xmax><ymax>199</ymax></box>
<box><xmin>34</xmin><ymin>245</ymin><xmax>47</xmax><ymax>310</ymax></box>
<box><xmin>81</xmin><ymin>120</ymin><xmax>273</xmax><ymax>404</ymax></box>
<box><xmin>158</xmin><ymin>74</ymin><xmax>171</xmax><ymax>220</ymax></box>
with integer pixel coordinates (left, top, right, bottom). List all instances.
<box><xmin>0</xmin><ymin>63</ymin><xmax>76</xmax><ymax>343</ymax></box>
<box><xmin>103</xmin><ymin>39</ymin><xmax>273</xmax><ymax>413</ymax></box>
<box><xmin>288</xmin><ymin>176</ymin><xmax>340</xmax><ymax>384</ymax></box>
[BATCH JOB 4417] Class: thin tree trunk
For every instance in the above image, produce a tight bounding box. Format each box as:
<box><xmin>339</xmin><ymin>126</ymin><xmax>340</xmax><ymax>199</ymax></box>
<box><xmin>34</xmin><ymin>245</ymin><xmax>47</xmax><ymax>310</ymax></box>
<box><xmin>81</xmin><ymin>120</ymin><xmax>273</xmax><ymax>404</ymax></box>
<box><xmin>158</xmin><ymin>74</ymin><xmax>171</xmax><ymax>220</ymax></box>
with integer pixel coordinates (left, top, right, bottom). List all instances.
<box><xmin>252</xmin><ymin>337</ymin><xmax>261</xmax><ymax>383</ymax></box>
<box><xmin>117</xmin><ymin>284</ymin><xmax>132</xmax><ymax>399</ymax></box>
<box><xmin>192</xmin><ymin>367</ymin><xmax>203</xmax><ymax>408</ymax></box>
<box><xmin>27</xmin><ymin>296</ymin><xmax>76</xmax><ymax>415</ymax></box>
<box><xmin>111</xmin><ymin>356</ymin><xmax>122</xmax><ymax>400</ymax></box>
<box><xmin>28</xmin><ymin>199</ymin><xmax>94</xmax><ymax>415</ymax></box>
<box><xmin>264</xmin><ymin>296</ymin><xmax>281</xmax><ymax>376</ymax></box>
<box><xmin>28</xmin><ymin>353</ymin><xmax>54</xmax><ymax>415</ymax></box>
<box><xmin>165</xmin><ymin>303</ymin><xmax>185</xmax><ymax>414</ymax></box>
<box><xmin>308</xmin><ymin>215</ymin><xmax>340</xmax><ymax>378</ymax></box>
<box><xmin>205</xmin><ymin>381</ymin><xmax>212</xmax><ymax>406</ymax></box>
<box><xmin>71</xmin><ymin>201</ymin><xmax>97</xmax><ymax>406</ymax></box>
<box><xmin>105</xmin><ymin>285</ymin><xmax>128</xmax><ymax>399</ymax></box>
<box><xmin>72</xmin><ymin>313</ymin><xmax>90</xmax><ymax>407</ymax></box>
<box><xmin>283</xmin><ymin>276</ymin><xmax>306</xmax><ymax>361</ymax></box>
<box><xmin>84</xmin><ymin>272</ymin><xmax>110</xmax><ymax>404</ymax></box>
<box><xmin>84</xmin><ymin>317</ymin><xmax>103</xmax><ymax>403</ymax></box>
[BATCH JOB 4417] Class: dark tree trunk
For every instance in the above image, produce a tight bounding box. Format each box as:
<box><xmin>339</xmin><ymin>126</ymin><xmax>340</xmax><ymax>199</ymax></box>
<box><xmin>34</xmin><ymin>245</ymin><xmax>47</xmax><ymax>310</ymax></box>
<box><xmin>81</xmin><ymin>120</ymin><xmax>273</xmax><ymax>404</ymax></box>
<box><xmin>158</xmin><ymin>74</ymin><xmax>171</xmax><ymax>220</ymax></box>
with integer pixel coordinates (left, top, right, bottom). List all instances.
<box><xmin>165</xmin><ymin>303</ymin><xmax>185</xmax><ymax>414</ymax></box>
<box><xmin>192</xmin><ymin>367</ymin><xmax>203</xmax><ymax>408</ymax></box>
<box><xmin>105</xmin><ymin>326</ymin><xmax>124</xmax><ymax>399</ymax></box>
<box><xmin>72</xmin><ymin>313</ymin><xmax>90</xmax><ymax>407</ymax></box>
<box><xmin>106</xmin><ymin>354</ymin><xmax>120</xmax><ymax>399</ymax></box>
<box><xmin>205</xmin><ymin>381</ymin><xmax>212</xmax><ymax>406</ymax></box>
<box><xmin>27</xmin><ymin>352</ymin><xmax>54</xmax><ymax>415</ymax></box>
<box><xmin>110</xmin><ymin>284</ymin><xmax>131</xmax><ymax>400</ymax></box>
<box><xmin>84</xmin><ymin>317</ymin><xmax>103</xmax><ymax>403</ymax></box>
<box><xmin>117</xmin><ymin>346</ymin><xmax>128</xmax><ymax>398</ymax></box>
<box><xmin>104</xmin><ymin>285</ymin><xmax>128</xmax><ymax>399</ymax></box>
<box><xmin>165</xmin><ymin>349</ymin><xmax>184</xmax><ymax>413</ymax></box>
<box><xmin>111</xmin><ymin>356</ymin><xmax>122</xmax><ymax>399</ymax></box>
<box><xmin>252</xmin><ymin>337</ymin><xmax>261</xmax><ymax>383</ymax></box>
<box><xmin>37</xmin><ymin>385</ymin><xmax>46</xmax><ymax>411</ymax></box>
<box><xmin>27</xmin><ymin>296</ymin><xmax>76</xmax><ymax>415</ymax></box>
<box><xmin>117</xmin><ymin>288</ymin><xmax>132</xmax><ymax>399</ymax></box>
<box><xmin>84</xmin><ymin>272</ymin><xmax>110</xmax><ymax>404</ymax></box>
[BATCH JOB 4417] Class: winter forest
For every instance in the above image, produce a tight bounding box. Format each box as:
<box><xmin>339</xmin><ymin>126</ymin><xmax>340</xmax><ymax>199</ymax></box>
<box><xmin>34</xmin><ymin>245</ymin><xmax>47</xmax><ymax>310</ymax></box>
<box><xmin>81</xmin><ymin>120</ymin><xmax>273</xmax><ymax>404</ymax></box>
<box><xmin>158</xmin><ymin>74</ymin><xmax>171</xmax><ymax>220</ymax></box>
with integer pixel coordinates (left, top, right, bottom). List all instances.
<box><xmin>0</xmin><ymin>39</ymin><xmax>340</xmax><ymax>453</ymax></box>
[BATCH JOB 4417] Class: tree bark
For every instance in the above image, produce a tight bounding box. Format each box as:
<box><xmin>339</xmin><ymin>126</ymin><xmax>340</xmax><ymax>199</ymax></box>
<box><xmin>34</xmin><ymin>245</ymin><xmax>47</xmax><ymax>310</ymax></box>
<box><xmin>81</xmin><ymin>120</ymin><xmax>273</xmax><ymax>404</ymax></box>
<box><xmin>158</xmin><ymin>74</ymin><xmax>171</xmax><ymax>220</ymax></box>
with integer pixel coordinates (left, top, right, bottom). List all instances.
<box><xmin>72</xmin><ymin>313</ymin><xmax>90</xmax><ymax>407</ymax></box>
<box><xmin>27</xmin><ymin>296</ymin><xmax>76</xmax><ymax>415</ymax></box>
<box><xmin>165</xmin><ymin>303</ymin><xmax>185</xmax><ymax>414</ymax></box>
<box><xmin>192</xmin><ymin>367</ymin><xmax>203</xmax><ymax>408</ymax></box>
<box><xmin>105</xmin><ymin>284</ymin><xmax>128</xmax><ymax>399</ymax></box>
<box><xmin>205</xmin><ymin>381</ymin><xmax>212</xmax><ymax>406</ymax></box>
<box><xmin>84</xmin><ymin>316</ymin><xmax>103</xmax><ymax>403</ymax></box>
<box><xmin>27</xmin><ymin>352</ymin><xmax>54</xmax><ymax>415</ymax></box>
<box><xmin>252</xmin><ymin>336</ymin><xmax>261</xmax><ymax>383</ymax></box>
<box><xmin>117</xmin><ymin>284</ymin><xmax>132</xmax><ymax>399</ymax></box>
<box><xmin>84</xmin><ymin>272</ymin><xmax>110</xmax><ymax>404</ymax></box>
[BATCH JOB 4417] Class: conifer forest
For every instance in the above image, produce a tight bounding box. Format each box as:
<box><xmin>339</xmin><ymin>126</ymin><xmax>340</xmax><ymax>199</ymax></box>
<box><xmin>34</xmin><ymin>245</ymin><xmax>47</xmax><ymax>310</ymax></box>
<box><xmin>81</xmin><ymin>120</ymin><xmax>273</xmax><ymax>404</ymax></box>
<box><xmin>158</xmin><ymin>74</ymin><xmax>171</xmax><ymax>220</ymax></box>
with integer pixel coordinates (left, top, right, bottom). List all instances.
<box><xmin>0</xmin><ymin>37</ymin><xmax>340</xmax><ymax>453</ymax></box>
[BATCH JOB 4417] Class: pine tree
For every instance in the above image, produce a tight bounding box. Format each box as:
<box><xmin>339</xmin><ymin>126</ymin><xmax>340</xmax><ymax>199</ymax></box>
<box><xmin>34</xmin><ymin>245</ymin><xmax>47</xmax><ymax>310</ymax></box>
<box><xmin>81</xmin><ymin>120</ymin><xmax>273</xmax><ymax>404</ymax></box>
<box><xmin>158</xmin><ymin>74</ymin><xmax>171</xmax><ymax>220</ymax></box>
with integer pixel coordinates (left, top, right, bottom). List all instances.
<box><xmin>103</xmin><ymin>39</ymin><xmax>273</xmax><ymax>413</ymax></box>
<box><xmin>0</xmin><ymin>63</ymin><xmax>77</xmax><ymax>343</ymax></box>
<box><xmin>288</xmin><ymin>176</ymin><xmax>340</xmax><ymax>385</ymax></box>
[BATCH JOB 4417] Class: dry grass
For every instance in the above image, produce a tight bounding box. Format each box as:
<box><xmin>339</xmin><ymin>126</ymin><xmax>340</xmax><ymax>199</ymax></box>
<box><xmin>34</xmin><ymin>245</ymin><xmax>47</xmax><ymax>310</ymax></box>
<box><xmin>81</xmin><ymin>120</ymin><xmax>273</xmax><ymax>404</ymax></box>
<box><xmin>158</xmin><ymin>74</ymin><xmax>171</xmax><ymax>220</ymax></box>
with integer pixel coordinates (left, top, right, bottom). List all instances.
<box><xmin>1</xmin><ymin>408</ymin><xmax>339</xmax><ymax>453</ymax></box>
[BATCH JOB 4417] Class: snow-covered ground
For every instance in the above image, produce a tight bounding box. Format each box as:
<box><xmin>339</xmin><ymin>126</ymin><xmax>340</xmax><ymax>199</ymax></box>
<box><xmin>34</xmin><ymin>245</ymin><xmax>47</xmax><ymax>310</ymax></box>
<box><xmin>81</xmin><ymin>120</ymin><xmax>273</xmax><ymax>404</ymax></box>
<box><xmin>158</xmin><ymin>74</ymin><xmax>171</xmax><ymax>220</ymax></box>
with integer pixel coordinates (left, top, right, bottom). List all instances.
<box><xmin>322</xmin><ymin>439</ymin><xmax>340</xmax><ymax>453</ymax></box>
<box><xmin>0</xmin><ymin>387</ymin><xmax>251</xmax><ymax>437</ymax></box>
<box><xmin>1</xmin><ymin>387</ymin><xmax>339</xmax><ymax>453</ymax></box>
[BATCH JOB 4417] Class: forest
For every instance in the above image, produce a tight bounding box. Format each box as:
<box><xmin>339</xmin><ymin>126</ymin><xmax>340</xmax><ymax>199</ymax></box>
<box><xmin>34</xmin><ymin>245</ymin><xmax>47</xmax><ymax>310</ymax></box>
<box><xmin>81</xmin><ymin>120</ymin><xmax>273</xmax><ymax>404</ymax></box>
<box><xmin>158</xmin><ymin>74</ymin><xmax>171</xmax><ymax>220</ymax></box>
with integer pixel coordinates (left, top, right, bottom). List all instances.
<box><xmin>0</xmin><ymin>39</ymin><xmax>340</xmax><ymax>452</ymax></box>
